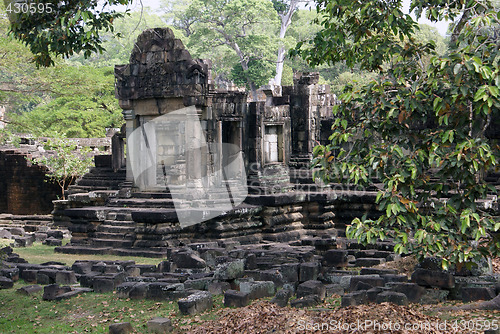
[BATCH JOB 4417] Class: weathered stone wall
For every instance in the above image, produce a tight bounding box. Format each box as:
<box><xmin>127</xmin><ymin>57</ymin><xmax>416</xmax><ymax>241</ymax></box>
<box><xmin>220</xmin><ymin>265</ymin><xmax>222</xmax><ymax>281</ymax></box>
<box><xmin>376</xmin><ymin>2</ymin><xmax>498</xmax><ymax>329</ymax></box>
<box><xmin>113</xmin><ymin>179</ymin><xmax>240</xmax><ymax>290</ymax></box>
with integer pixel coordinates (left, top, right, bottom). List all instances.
<box><xmin>0</xmin><ymin>149</ymin><xmax>60</xmax><ymax>215</ymax></box>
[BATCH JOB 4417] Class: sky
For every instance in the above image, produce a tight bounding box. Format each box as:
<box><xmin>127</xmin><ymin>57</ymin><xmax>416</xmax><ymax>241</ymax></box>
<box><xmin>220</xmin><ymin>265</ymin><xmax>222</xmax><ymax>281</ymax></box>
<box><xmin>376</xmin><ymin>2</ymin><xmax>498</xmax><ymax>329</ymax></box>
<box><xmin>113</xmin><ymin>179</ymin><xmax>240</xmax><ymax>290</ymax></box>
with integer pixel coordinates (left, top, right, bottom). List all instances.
<box><xmin>126</xmin><ymin>0</ymin><xmax>451</xmax><ymax>37</ymax></box>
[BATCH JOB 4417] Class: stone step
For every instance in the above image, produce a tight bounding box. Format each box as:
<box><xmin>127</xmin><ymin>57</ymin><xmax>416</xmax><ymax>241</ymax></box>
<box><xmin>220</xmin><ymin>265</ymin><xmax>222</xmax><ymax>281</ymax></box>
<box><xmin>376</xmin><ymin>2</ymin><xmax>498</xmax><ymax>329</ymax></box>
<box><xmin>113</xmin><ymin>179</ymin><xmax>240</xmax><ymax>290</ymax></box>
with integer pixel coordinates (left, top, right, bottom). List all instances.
<box><xmin>101</xmin><ymin>220</ymin><xmax>136</xmax><ymax>227</ymax></box>
<box><xmin>92</xmin><ymin>238</ymin><xmax>135</xmax><ymax>248</ymax></box>
<box><xmin>94</xmin><ymin>232</ymin><xmax>135</xmax><ymax>240</ymax></box>
<box><xmin>96</xmin><ymin>225</ymin><xmax>135</xmax><ymax>234</ymax></box>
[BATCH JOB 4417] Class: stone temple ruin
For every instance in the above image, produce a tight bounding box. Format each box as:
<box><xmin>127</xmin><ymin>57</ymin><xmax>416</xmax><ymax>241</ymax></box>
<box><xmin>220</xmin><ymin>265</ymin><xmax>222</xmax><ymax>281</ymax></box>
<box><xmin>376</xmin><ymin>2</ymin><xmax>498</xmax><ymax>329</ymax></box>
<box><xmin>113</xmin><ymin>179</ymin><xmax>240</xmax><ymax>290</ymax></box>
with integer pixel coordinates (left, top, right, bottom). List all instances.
<box><xmin>54</xmin><ymin>28</ymin><xmax>380</xmax><ymax>257</ymax></box>
<box><xmin>2</xmin><ymin>28</ymin><xmax>499</xmax><ymax>317</ymax></box>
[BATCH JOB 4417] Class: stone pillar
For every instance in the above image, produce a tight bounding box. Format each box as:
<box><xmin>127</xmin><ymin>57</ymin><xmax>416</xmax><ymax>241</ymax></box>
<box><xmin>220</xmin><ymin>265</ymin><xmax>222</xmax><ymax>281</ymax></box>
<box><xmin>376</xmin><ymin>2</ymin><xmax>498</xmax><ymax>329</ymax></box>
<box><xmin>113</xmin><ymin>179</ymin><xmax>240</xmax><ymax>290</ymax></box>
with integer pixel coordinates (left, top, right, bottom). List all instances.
<box><xmin>122</xmin><ymin>109</ymin><xmax>136</xmax><ymax>181</ymax></box>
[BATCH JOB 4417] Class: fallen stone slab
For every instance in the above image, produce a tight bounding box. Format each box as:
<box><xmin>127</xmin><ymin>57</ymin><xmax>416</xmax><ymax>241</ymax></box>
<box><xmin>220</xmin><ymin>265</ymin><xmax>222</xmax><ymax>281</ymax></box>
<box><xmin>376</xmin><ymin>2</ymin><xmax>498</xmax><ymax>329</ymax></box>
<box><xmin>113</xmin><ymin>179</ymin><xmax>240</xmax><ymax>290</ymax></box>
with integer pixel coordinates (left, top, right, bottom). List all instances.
<box><xmin>214</xmin><ymin>259</ymin><xmax>245</xmax><ymax>280</ymax></box>
<box><xmin>224</xmin><ymin>290</ymin><xmax>250</xmax><ymax>308</ymax></box>
<box><xmin>55</xmin><ymin>270</ymin><xmax>77</xmax><ymax>285</ymax></box>
<box><xmin>270</xmin><ymin>288</ymin><xmax>293</xmax><ymax>307</ymax></box>
<box><xmin>147</xmin><ymin>317</ymin><xmax>173</xmax><ymax>333</ymax></box>
<box><xmin>354</xmin><ymin>258</ymin><xmax>386</xmax><ymax>267</ymax></box>
<box><xmin>349</xmin><ymin>276</ymin><xmax>385</xmax><ymax>292</ymax></box>
<box><xmin>207</xmin><ymin>281</ymin><xmax>231</xmax><ymax>295</ymax></box>
<box><xmin>171</xmin><ymin>252</ymin><xmax>207</xmax><ymax>269</ymax></box>
<box><xmin>411</xmin><ymin>268</ymin><xmax>455</xmax><ymax>289</ymax></box>
<box><xmin>178</xmin><ymin>291</ymin><xmax>213</xmax><ymax>315</ymax></box>
<box><xmin>0</xmin><ymin>277</ymin><xmax>14</xmax><ymax>289</ymax></box>
<box><xmin>375</xmin><ymin>291</ymin><xmax>409</xmax><ymax>306</ymax></box>
<box><xmin>279</xmin><ymin>263</ymin><xmax>299</xmax><ymax>283</ymax></box>
<box><xmin>0</xmin><ymin>268</ymin><xmax>19</xmax><ymax>281</ymax></box>
<box><xmin>240</xmin><ymin>281</ymin><xmax>275</xmax><ymax>300</ymax></box>
<box><xmin>146</xmin><ymin>282</ymin><xmax>185</xmax><ymax>301</ymax></box>
<box><xmin>386</xmin><ymin>282</ymin><xmax>426</xmax><ymax>303</ymax></box>
<box><xmin>17</xmin><ymin>284</ymin><xmax>43</xmax><ymax>295</ymax></box>
<box><xmin>42</xmin><ymin>284</ymin><xmax>72</xmax><ymax>300</ymax></box>
<box><xmin>296</xmin><ymin>280</ymin><xmax>326</xmax><ymax>301</ymax></box>
<box><xmin>109</xmin><ymin>322</ymin><xmax>133</xmax><ymax>334</ymax></box>
<box><xmin>461</xmin><ymin>287</ymin><xmax>496</xmax><ymax>303</ymax></box>
<box><xmin>341</xmin><ymin>291</ymin><xmax>367</xmax><ymax>307</ymax></box>
<box><xmin>322</xmin><ymin>249</ymin><xmax>348</xmax><ymax>268</ymax></box>
<box><xmin>43</xmin><ymin>237</ymin><xmax>62</xmax><ymax>247</ymax></box>
<box><xmin>290</xmin><ymin>295</ymin><xmax>321</xmax><ymax>308</ymax></box>
<box><xmin>299</xmin><ymin>262</ymin><xmax>320</xmax><ymax>282</ymax></box>
<box><xmin>54</xmin><ymin>287</ymin><xmax>92</xmax><ymax>301</ymax></box>
<box><xmin>93</xmin><ymin>278</ymin><xmax>115</xmax><ymax>293</ymax></box>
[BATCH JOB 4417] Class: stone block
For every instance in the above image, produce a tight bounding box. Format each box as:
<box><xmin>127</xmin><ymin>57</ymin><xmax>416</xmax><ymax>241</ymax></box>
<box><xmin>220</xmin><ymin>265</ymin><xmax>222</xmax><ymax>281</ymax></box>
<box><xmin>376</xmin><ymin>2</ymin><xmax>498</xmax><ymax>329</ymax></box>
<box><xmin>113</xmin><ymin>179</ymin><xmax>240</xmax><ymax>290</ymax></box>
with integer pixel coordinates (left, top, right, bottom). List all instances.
<box><xmin>299</xmin><ymin>262</ymin><xmax>320</xmax><ymax>282</ymax></box>
<box><xmin>461</xmin><ymin>287</ymin><xmax>496</xmax><ymax>303</ymax></box>
<box><xmin>296</xmin><ymin>280</ymin><xmax>326</xmax><ymax>301</ymax></box>
<box><xmin>386</xmin><ymin>282</ymin><xmax>426</xmax><ymax>303</ymax></box>
<box><xmin>419</xmin><ymin>288</ymin><xmax>449</xmax><ymax>304</ymax></box>
<box><xmin>43</xmin><ymin>237</ymin><xmax>62</xmax><ymax>246</ymax></box>
<box><xmin>12</xmin><ymin>236</ymin><xmax>32</xmax><ymax>247</ymax></box>
<box><xmin>224</xmin><ymin>290</ymin><xmax>250</xmax><ymax>308</ymax></box>
<box><xmin>214</xmin><ymin>259</ymin><xmax>245</xmax><ymax>280</ymax></box>
<box><xmin>0</xmin><ymin>268</ymin><xmax>19</xmax><ymax>281</ymax></box>
<box><xmin>240</xmin><ymin>281</ymin><xmax>275</xmax><ymax>300</ymax></box>
<box><xmin>0</xmin><ymin>276</ymin><xmax>14</xmax><ymax>289</ymax></box>
<box><xmin>178</xmin><ymin>291</ymin><xmax>213</xmax><ymax>315</ymax></box>
<box><xmin>270</xmin><ymin>288</ymin><xmax>293</xmax><ymax>307</ymax></box>
<box><xmin>0</xmin><ymin>229</ymin><xmax>13</xmax><ymax>239</ymax></box>
<box><xmin>349</xmin><ymin>276</ymin><xmax>385</xmax><ymax>292</ymax></box>
<box><xmin>129</xmin><ymin>282</ymin><xmax>150</xmax><ymax>300</ymax></box>
<box><xmin>55</xmin><ymin>271</ymin><xmax>77</xmax><ymax>285</ymax></box>
<box><xmin>171</xmin><ymin>252</ymin><xmax>207</xmax><ymax>269</ymax></box>
<box><xmin>146</xmin><ymin>282</ymin><xmax>185</xmax><ymax>301</ymax></box>
<box><xmin>341</xmin><ymin>291</ymin><xmax>367</xmax><ymax>307</ymax></box>
<box><xmin>360</xmin><ymin>268</ymin><xmax>398</xmax><ymax>276</ymax></box>
<box><xmin>34</xmin><ymin>233</ymin><xmax>47</xmax><ymax>242</ymax></box>
<box><xmin>325</xmin><ymin>284</ymin><xmax>344</xmax><ymax>296</ymax></box>
<box><xmin>290</xmin><ymin>295</ymin><xmax>321</xmax><ymax>308</ymax></box>
<box><xmin>207</xmin><ymin>281</ymin><xmax>231</xmax><ymax>295</ymax></box>
<box><xmin>366</xmin><ymin>287</ymin><xmax>383</xmax><ymax>303</ymax></box>
<box><xmin>17</xmin><ymin>284</ymin><xmax>43</xmax><ymax>295</ymax></box>
<box><xmin>72</xmin><ymin>261</ymin><xmax>93</xmax><ymax>275</ymax></box>
<box><xmin>376</xmin><ymin>291</ymin><xmax>409</xmax><ymax>306</ymax></box>
<box><xmin>411</xmin><ymin>269</ymin><xmax>455</xmax><ymax>289</ymax></box>
<box><xmin>259</xmin><ymin>269</ymin><xmax>284</xmax><ymax>288</ymax></box>
<box><xmin>109</xmin><ymin>322</ymin><xmax>133</xmax><ymax>334</ymax></box>
<box><xmin>47</xmin><ymin>230</ymin><xmax>64</xmax><ymax>239</ymax></box>
<box><xmin>354</xmin><ymin>258</ymin><xmax>386</xmax><ymax>267</ymax></box>
<box><xmin>184</xmin><ymin>277</ymin><xmax>213</xmax><ymax>291</ymax></box>
<box><xmin>157</xmin><ymin>261</ymin><xmax>175</xmax><ymax>273</ymax></box>
<box><xmin>93</xmin><ymin>278</ymin><xmax>115</xmax><ymax>293</ymax></box>
<box><xmin>42</xmin><ymin>284</ymin><xmax>72</xmax><ymax>300</ymax></box>
<box><xmin>147</xmin><ymin>317</ymin><xmax>173</xmax><ymax>333</ymax></box>
<box><xmin>382</xmin><ymin>274</ymin><xmax>408</xmax><ymax>284</ymax></box>
<box><xmin>354</xmin><ymin>281</ymin><xmax>375</xmax><ymax>291</ymax></box>
<box><xmin>116</xmin><ymin>282</ymin><xmax>137</xmax><ymax>299</ymax></box>
<box><xmin>322</xmin><ymin>249</ymin><xmax>348</xmax><ymax>267</ymax></box>
<box><xmin>279</xmin><ymin>263</ymin><xmax>299</xmax><ymax>282</ymax></box>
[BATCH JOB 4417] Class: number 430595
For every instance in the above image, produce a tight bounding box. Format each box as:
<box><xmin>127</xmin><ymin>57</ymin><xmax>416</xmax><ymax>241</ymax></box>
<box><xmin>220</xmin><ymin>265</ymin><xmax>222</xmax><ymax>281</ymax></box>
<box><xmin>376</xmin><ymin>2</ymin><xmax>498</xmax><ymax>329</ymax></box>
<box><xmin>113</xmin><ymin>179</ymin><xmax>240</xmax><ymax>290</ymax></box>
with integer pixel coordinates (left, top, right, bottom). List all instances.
<box><xmin>6</xmin><ymin>2</ymin><xmax>54</xmax><ymax>14</ymax></box>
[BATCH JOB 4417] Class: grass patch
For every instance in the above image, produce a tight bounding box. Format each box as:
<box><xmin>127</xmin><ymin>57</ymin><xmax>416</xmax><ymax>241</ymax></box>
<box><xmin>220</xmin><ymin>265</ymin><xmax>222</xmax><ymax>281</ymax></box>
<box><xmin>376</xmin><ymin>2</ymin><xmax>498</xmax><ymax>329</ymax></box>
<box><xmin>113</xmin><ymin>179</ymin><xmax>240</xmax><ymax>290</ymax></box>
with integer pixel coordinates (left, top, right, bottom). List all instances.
<box><xmin>0</xmin><ymin>280</ymin><xmax>224</xmax><ymax>334</ymax></box>
<box><xmin>1</xmin><ymin>240</ymin><xmax>161</xmax><ymax>266</ymax></box>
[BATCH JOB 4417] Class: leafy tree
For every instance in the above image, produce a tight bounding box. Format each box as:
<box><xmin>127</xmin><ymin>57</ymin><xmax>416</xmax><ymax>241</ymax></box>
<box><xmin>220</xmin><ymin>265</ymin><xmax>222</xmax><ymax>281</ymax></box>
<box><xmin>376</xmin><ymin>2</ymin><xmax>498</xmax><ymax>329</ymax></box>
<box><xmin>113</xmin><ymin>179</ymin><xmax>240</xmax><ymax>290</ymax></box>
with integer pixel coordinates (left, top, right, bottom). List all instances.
<box><xmin>67</xmin><ymin>9</ymin><xmax>172</xmax><ymax>67</ymax></box>
<box><xmin>3</xmin><ymin>0</ymin><xmax>131</xmax><ymax>67</ymax></box>
<box><xmin>7</xmin><ymin>66</ymin><xmax>123</xmax><ymax>138</ymax></box>
<box><xmin>184</xmin><ymin>0</ymin><xmax>280</xmax><ymax>95</ymax></box>
<box><xmin>295</xmin><ymin>0</ymin><xmax>500</xmax><ymax>268</ymax></box>
<box><xmin>30</xmin><ymin>138</ymin><xmax>94</xmax><ymax>200</ymax></box>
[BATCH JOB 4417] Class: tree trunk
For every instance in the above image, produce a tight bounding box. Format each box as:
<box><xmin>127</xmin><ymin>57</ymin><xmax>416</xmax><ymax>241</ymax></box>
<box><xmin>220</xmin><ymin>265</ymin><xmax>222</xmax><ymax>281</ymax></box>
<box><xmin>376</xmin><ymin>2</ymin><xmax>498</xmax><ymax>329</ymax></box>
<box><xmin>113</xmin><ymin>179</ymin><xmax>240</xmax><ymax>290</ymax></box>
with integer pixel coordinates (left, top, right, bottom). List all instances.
<box><xmin>273</xmin><ymin>0</ymin><xmax>299</xmax><ymax>86</ymax></box>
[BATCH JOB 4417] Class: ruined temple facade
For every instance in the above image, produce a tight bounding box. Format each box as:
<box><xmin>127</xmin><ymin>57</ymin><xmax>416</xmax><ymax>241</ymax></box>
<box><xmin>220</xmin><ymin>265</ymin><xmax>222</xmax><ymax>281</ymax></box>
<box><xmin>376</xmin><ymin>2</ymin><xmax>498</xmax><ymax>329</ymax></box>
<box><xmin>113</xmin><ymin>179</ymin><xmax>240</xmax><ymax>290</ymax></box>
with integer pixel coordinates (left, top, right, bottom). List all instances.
<box><xmin>54</xmin><ymin>28</ymin><xmax>379</xmax><ymax>256</ymax></box>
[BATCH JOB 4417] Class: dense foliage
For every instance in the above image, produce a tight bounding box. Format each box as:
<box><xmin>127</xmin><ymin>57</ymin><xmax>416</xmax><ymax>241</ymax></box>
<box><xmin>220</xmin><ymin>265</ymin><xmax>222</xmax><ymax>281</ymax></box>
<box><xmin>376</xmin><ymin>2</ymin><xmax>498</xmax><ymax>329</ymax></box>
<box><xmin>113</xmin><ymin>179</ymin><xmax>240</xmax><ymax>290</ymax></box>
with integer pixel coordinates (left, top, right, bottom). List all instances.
<box><xmin>296</xmin><ymin>0</ymin><xmax>500</xmax><ymax>268</ymax></box>
<box><xmin>3</xmin><ymin>0</ymin><xmax>130</xmax><ymax>67</ymax></box>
